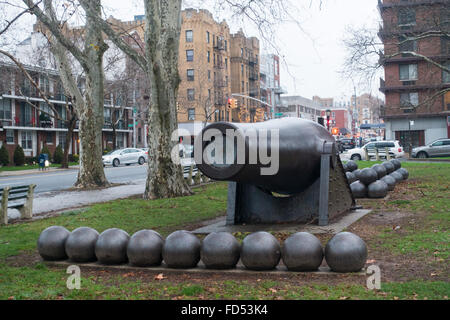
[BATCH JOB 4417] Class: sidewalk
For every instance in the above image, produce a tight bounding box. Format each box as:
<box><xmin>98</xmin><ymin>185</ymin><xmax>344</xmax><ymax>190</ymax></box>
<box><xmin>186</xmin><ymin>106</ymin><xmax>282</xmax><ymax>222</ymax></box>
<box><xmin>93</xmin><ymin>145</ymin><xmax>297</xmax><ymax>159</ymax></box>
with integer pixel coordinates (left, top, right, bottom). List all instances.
<box><xmin>7</xmin><ymin>179</ymin><xmax>146</xmax><ymax>221</ymax></box>
<box><xmin>0</xmin><ymin>165</ymin><xmax>79</xmax><ymax>177</ymax></box>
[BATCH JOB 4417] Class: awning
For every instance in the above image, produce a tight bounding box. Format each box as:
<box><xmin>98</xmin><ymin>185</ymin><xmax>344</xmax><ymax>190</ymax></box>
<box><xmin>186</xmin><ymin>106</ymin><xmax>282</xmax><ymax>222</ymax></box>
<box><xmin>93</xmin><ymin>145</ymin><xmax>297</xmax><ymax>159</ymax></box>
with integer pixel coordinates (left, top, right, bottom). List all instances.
<box><xmin>360</xmin><ymin>123</ymin><xmax>386</xmax><ymax>130</ymax></box>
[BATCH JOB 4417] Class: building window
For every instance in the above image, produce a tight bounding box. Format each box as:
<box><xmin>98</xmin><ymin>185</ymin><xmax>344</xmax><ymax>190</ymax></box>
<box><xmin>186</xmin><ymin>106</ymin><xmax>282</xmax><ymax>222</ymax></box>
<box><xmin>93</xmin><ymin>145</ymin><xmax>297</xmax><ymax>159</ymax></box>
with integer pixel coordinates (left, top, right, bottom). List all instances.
<box><xmin>187</xmin><ymin>89</ymin><xmax>195</xmax><ymax>101</ymax></box>
<box><xmin>116</xmin><ymin>133</ymin><xmax>124</xmax><ymax>149</ymax></box>
<box><xmin>443</xmin><ymin>61</ymin><xmax>450</xmax><ymax>83</ymax></box>
<box><xmin>399</xmin><ymin>64</ymin><xmax>418</xmax><ymax>81</ymax></box>
<box><xmin>206</xmin><ymin>31</ymin><xmax>210</xmax><ymax>43</ymax></box>
<box><xmin>138</xmin><ymin>128</ymin><xmax>142</xmax><ymax>143</ymax></box>
<box><xmin>241</xmin><ymin>48</ymin><xmax>244</xmax><ymax>57</ymax></box>
<box><xmin>399</xmin><ymin>36</ymin><xmax>417</xmax><ymax>54</ymax></box>
<box><xmin>0</xmin><ymin>98</ymin><xmax>12</xmax><ymax>120</ymax></box>
<box><xmin>241</xmin><ymin>64</ymin><xmax>244</xmax><ymax>76</ymax></box>
<box><xmin>188</xmin><ymin>108</ymin><xmax>195</xmax><ymax>121</ymax></box>
<box><xmin>208</xmin><ymin>89</ymin><xmax>211</xmax><ymax>99</ymax></box>
<box><xmin>400</xmin><ymin>92</ymin><xmax>419</xmax><ymax>108</ymax></box>
<box><xmin>46</xmin><ymin>132</ymin><xmax>53</xmax><ymax>144</ymax></box>
<box><xmin>225</xmin><ymin>58</ymin><xmax>228</xmax><ymax>68</ymax></box>
<box><xmin>21</xmin><ymin>131</ymin><xmax>32</xmax><ymax>150</ymax></box>
<box><xmin>6</xmin><ymin>130</ymin><xmax>14</xmax><ymax>144</ymax></box>
<box><xmin>241</xmin><ymin>81</ymin><xmax>245</xmax><ymax>92</ymax></box>
<box><xmin>398</xmin><ymin>8</ymin><xmax>416</xmax><ymax>26</ymax></box>
<box><xmin>185</xmin><ymin>30</ymin><xmax>193</xmax><ymax>42</ymax></box>
<box><xmin>186</xmin><ymin>50</ymin><xmax>194</xmax><ymax>62</ymax></box>
<box><xmin>225</xmin><ymin>40</ymin><xmax>228</xmax><ymax>51</ymax></box>
<box><xmin>187</xmin><ymin>69</ymin><xmax>194</xmax><ymax>81</ymax></box>
<box><xmin>441</xmin><ymin>37</ymin><xmax>450</xmax><ymax>55</ymax></box>
<box><xmin>59</xmin><ymin>132</ymin><xmax>67</xmax><ymax>150</ymax></box>
<box><xmin>207</xmin><ymin>51</ymin><xmax>210</xmax><ymax>63</ymax></box>
<box><xmin>208</xmin><ymin>70</ymin><xmax>211</xmax><ymax>80</ymax></box>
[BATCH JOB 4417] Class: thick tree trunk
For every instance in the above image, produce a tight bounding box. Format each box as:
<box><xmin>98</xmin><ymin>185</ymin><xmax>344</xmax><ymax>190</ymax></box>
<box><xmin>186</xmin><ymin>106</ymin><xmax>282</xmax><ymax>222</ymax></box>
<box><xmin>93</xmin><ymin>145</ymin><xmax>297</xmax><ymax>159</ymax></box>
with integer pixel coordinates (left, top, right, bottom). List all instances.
<box><xmin>74</xmin><ymin>0</ymin><xmax>108</xmax><ymax>188</ymax></box>
<box><xmin>143</xmin><ymin>0</ymin><xmax>191</xmax><ymax>199</ymax></box>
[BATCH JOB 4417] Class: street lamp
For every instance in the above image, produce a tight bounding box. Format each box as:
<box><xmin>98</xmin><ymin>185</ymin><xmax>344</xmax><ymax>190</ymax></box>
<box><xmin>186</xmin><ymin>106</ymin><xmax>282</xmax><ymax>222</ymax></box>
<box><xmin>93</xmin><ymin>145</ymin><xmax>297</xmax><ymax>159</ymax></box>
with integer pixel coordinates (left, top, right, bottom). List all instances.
<box><xmin>326</xmin><ymin>109</ymin><xmax>331</xmax><ymax>132</ymax></box>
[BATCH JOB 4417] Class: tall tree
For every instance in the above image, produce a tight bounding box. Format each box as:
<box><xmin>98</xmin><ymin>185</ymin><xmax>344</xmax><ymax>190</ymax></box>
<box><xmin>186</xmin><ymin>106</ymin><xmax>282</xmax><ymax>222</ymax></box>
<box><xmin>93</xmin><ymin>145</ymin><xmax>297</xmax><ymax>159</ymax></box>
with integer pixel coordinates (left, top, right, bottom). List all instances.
<box><xmin>23</xmin><ymin>0</ymin><xmax>109</xmax><ymax>188</ymax></box>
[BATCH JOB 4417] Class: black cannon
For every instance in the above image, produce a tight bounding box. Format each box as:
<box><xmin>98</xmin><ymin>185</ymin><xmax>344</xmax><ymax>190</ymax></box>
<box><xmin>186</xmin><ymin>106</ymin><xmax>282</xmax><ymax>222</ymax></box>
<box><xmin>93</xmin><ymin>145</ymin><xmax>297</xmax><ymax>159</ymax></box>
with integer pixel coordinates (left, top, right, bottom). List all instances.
<box><xmin>194</xmin><ymin>118</ymin><xmax>354</xmax><ymax>226</ymax></box>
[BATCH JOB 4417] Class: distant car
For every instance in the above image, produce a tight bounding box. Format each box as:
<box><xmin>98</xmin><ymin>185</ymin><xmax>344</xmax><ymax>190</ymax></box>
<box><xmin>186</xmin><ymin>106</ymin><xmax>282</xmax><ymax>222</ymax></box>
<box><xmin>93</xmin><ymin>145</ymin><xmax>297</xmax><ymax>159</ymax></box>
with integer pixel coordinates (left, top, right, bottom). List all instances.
<box><xmin>411</xmin><ymin>139</ymin><xmax>450</xmax><ymax>159</ymax></box>
<box><xmin>338</xmin><ymin>138</ymin><xmax>356</xmax><ymax>151</ymax></box>
<box><xmin>346</xmin><ymin>140</ymin><xmax>405</xmax><ymax>161</ymax></box>
<box><xmin>102</xmin><ymin>148</ymin><xmax>147</xmax><ymax>167</ymax></box>
<box><xmin>140</xmin><ymin>148</ymin><xmax>149</xmax><ymax>162</ymax></box>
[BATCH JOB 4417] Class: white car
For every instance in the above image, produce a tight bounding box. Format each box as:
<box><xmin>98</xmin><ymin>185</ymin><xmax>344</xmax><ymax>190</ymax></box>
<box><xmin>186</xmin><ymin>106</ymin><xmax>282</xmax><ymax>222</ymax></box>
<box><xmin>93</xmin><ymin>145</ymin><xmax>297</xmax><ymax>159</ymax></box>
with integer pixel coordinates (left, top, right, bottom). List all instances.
<box><xmin>346</xmin><ymin>140</ymin><xmax>405</xmax><ymax>161</ymax></box>
<box><xmin>102</xmin><ymin>148</ymin><xmax>147</xmax><ymax>167</ymax></box>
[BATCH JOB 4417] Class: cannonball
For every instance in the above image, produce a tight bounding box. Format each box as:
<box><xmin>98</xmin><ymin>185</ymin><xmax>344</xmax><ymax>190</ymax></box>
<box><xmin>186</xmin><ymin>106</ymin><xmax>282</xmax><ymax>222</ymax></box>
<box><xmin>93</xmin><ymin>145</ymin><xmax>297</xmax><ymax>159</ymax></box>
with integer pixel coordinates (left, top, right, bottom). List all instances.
<box><xmin>65</xmin><ymin>227</ymin><xmax>99</xmax><ymax>262</ymax></box>
<box><xmin>325</xmin><ymin>232</ymin><xmax>368</xmax><ymax>273</ymax></box>
<box><xmin>127</xmin><ymin>230</ymin><xmax>164</xmax><ymax>267</ymax></box>
<box><xmin>346</xmin><ymin>171</ymin><xmax>357</xmax><ymax>184</ymax></box>
<box><xmin>346</xmin><ymin>160</ymin><xmax>358</xmax><ymax>172</ymax></box>
<box><xmin>37</xmin><ymin>226</ymin><xmax>70</xmax><ymax>261</ymax></box>
<box><xmin>241</xmin><ymin>232</ymin><xmax>281</xmax><ymax>270</ymax></box>
<box><xmin>382</xmin><ymin>161</ymin><xmax>395</xmax><ymax>174</ymax></box>
<box><xmin>368</xmin><ymin>180</ymin><xmax>389</xmax><ymax>198</ymax></box>
<box><xmin>353</xmin><ymin>169</ymin><xmax>361</xmax><ymax>180</ymax></box>
<box><xmin>163</xmin><ymin>230</ymin><xmax>201</xmax><ymax>269</ymax></box>
<box><xmin>381</xmin><ymin>175</ymin><xmax>396</xmax><ymax>191</ymax></box>
<box><xmin>350</xmin><ymin>181</ymin><xmax>367</xmax><ymax>198</ymax></box>
<box><xmin>343</xmin><ymin>163</ymin><xmax>349</xmax><ymax>172</ymax></box>
<box><xmin>390</xmin><ymin>159</ymin><xmax>402</xmax><ymax>170</ymax></box>
<box><xmin>282</xmin><ymin>232</ymin><xmax>324</xmax><ymax>271</ymax></box>
<box><xmin>95</xmin><ymin>228</ymin><xmax>130</xmax><ymax>265</ymax></box>
<box><xmin>371</xmin><ymin>164</ymin><xmax>387</xmax><ymax>179</ymax></box>
<box><xmin>397</xmin><ymin>168</ymin><xmax>409</xmax><ymax>180</ymax></box>
<box><xmin>390</xmin><ymin>171</ymin><xmax>403</xmax><ymax>183</ymax></box>
<box><xmin>359</xmin><ymin>168</ymin><xmax>378</xmax><ymax>185</ymax></box>
<box><xmin>201</xmin><ymin>232</ymin><xmax>240</xmax><ymax>269</ymax></box>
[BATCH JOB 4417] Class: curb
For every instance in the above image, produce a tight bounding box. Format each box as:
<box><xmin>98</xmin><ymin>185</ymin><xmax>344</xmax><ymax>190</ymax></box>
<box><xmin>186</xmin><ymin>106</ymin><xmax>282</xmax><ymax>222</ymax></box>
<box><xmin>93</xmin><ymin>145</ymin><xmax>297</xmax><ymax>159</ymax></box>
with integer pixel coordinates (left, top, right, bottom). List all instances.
<box><xmin>0</xmin><ymin>166</ymin><xmax>79</xmax><ymax>177</ymax></box>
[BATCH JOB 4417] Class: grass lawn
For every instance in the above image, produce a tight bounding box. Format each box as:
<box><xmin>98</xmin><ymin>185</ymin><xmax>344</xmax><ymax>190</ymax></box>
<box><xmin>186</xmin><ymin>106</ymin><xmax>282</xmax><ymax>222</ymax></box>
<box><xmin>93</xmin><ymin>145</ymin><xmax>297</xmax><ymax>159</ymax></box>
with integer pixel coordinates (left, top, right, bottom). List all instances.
<box><xmin>0</xmin><ymin>162</ymin><xmax>78</xmax><ymax>172</ymax></box>
<box><xmin>0</xmin><ymin>162</ymin><xmax>449</xmax><ymax>300</ymax></box>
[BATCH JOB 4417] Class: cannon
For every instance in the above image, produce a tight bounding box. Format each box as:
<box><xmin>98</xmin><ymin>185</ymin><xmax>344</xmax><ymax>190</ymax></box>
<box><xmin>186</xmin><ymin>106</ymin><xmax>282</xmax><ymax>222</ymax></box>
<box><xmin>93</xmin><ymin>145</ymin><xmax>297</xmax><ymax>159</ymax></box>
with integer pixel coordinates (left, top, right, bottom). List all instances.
<box><xmin>194</xmin><ymin>118</ymin><xmax>355</xmax><ymax>226</ymax></box>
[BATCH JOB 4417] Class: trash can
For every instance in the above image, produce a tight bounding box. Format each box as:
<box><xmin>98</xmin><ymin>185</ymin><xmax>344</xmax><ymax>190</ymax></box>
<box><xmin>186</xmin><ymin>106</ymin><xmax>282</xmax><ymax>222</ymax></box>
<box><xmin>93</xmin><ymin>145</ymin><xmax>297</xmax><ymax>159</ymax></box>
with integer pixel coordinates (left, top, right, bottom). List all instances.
<box><xmin>39</xmin><ymin>154</ymin><xmax>49</xmax><ymax>170</ymax></box>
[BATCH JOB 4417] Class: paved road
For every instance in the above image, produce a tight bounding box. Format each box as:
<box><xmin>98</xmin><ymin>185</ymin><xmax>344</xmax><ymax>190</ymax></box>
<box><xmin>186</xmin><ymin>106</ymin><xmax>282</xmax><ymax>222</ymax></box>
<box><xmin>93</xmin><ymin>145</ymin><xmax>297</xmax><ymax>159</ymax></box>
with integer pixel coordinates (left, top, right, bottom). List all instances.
<box><xmin>0</xmin><ymin>164</ymin><xmax>148</xmax><ymax>194</ymax></box>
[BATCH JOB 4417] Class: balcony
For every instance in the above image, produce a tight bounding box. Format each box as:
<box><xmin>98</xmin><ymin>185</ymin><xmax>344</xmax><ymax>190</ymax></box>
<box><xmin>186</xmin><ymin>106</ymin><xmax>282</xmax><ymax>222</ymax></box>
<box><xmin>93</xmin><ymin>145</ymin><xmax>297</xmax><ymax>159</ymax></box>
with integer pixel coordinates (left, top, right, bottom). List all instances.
<box><xmin>214</xmin><ymin>80</ymin><xmax>227</xmax><ymax>88</ymax></box>
<box><xmin>249</xmin><ymin>71</ymin><xmax>258</xmax><ymax>81</ymax></box>
<box><xmin>214</xmin><ymin>40</ymin><xmax>225</xmax><ymax>51</ymax></box>
<box><xmin>248</xmin><ymin>56</ymin><xmax>258</xmax><ymax>66</ymax></box>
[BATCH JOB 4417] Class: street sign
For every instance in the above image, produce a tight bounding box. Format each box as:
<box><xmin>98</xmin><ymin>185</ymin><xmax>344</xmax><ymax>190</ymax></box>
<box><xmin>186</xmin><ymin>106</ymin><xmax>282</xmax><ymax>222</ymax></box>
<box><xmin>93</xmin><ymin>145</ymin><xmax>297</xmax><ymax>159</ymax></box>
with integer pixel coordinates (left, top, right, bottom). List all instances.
<box><xmin>275</xmin><ymin>113</ymin><xmax>283</xmax><ymax>116</ymax></box>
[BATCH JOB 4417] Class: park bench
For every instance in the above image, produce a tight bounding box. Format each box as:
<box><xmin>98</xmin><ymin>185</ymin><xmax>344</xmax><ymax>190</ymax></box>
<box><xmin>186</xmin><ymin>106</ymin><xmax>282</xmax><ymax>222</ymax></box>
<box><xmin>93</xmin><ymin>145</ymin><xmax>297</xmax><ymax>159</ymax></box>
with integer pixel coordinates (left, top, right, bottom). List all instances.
<box><xmin>0</xmin><ymin>184</ymin><xmax>36</xmax><ymax>225</ymax></box>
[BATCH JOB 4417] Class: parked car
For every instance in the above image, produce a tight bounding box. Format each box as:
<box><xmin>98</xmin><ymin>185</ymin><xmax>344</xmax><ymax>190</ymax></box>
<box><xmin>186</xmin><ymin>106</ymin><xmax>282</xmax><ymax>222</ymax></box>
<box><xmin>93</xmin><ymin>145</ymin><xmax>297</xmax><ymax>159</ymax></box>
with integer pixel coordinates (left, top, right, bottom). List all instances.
<box><xmin>140</xmin><ymin>148</ymin><xmax>149</xmax><ymax>162</ymax></box>
<box><xmin>338</xmin><ymin>138</ymin><xmax>356</xmax><ymax>151</ymax></box>
<box><xmin>411</xmin><ymin>139</ymin><xmax>450</xmax><ymax>159</ymax></box>
<box><xmin>346</xmin><ymin>140</ymin><xmax>405</xmax><ymax>161</ymax></box>
<box><xmin>102</xmin><ymin>148</ymin><xmax>147</xmax><ymax>167</ymax></box>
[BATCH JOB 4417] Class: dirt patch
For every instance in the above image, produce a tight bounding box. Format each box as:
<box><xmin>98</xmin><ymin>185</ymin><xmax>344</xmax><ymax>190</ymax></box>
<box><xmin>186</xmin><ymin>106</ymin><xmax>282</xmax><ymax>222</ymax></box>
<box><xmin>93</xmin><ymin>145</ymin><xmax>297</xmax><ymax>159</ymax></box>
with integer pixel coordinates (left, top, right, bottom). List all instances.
<box><xmin>5</xmin><ymin>251</ymin><xmax>41</xmax><ymax>268</ymax></box>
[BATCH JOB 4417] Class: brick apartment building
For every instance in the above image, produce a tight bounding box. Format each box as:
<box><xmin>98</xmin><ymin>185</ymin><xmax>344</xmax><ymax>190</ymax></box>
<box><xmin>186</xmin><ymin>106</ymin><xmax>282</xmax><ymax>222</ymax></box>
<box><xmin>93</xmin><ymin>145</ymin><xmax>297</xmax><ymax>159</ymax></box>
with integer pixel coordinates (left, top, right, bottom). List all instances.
<box><xmin>0</xmin><ymin>60</ymin><xmax>133</xmax><ymax>163</ymax></box>
<box><xmin>230</xmin><ymin>29</ymin><xmax>262</xmax><ymax>122</ymax></box>
<box><xmin>379</xmin><ymin>0</ymin><xmax>450</xmax><ymax>151</ymax></box>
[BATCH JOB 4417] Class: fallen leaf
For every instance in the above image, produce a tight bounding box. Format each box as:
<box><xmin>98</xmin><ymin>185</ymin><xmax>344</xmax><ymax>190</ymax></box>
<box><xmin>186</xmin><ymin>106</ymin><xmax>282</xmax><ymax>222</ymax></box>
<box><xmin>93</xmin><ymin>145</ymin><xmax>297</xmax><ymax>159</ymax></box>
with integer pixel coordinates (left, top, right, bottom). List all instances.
<box><xmin>393</xmin><ymin>296</ymin><xmax>399</xmax><ymax>300</ymax></box>
<box><xmin>339</xmin><ymin>296</ymin><xmax>349</xmax><ymax>300</ymax></box>
<box><xmin>154</xmin><ymin>273</ymin><xmax>167</xmax><ymax>281</ymax></box>
<box><xmin>366</xmin><ymin>259</ymin><xmax>376</xmax><ymax>264</ymax></box>
<box><xmin>8</xmin><ymin>296</ymin><xmax>14</xmax><ymax>300</ymax></box>
<box><xmin>269</xmin><ymin>288</ymin><xmax>277</xmax><ymax>293</ymax></box>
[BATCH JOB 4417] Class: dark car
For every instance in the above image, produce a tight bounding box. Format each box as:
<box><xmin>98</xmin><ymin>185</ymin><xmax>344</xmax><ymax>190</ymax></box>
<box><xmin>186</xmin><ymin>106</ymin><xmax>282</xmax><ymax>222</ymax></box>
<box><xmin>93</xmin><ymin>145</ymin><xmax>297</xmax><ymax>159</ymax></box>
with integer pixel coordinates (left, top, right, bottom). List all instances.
<box><xmin>339</xmin><ymin>138</ymin><xmax>356</xmax><ymax>151</ymax></box>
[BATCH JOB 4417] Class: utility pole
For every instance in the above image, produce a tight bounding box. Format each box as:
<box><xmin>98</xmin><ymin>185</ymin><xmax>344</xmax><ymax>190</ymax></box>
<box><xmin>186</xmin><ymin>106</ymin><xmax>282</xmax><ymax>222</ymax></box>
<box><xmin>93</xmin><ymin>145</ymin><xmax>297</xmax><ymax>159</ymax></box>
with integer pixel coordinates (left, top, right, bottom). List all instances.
<box><xmin>133</xmin><ymin>108</ymin><xmax>136</xmax><ymax>148</ymax></box>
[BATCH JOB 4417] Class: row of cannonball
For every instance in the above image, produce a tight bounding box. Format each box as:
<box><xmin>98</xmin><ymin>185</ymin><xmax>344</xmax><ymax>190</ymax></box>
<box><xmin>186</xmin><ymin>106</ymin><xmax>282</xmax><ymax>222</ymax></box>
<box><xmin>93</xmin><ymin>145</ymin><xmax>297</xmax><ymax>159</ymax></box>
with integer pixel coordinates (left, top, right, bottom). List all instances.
<box><xmin>38</xmin><ymin>227</ymin><xmax>368</xmax><ymax>273</ymax></box>
<box><xmin>344</xmin><ymin>159</ymin><xmax>409</xmax><ymax>199</ymax></box>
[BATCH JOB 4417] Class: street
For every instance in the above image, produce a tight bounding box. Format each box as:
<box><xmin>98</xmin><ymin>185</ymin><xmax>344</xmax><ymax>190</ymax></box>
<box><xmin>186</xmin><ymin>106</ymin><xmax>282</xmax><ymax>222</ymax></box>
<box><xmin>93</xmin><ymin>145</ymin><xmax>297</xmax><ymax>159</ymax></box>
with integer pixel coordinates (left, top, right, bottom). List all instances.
<box><xmin>0</xmin><ymin>164</ymin><xmax>147</xmax><ymax>194</ymax></box>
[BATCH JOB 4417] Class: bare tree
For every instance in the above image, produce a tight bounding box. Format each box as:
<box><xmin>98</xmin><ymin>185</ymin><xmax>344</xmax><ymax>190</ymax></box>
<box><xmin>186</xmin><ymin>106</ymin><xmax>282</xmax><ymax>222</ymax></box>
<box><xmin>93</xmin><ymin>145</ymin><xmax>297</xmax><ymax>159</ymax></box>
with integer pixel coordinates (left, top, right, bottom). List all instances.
<box><xmin>23</xmin><ymin>0</ymin><xmax>109</xmax><ymax>188</ymax></box>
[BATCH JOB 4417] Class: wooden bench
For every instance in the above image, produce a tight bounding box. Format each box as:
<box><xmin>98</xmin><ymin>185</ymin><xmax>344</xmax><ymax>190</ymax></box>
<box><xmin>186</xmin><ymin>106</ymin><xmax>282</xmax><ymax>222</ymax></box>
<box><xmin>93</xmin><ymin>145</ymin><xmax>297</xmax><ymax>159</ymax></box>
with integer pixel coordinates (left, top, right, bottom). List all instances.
<box><xmin>0</xmin><ymin>185</ymin><xmax>36</xmax><ymax>225</ymax></box>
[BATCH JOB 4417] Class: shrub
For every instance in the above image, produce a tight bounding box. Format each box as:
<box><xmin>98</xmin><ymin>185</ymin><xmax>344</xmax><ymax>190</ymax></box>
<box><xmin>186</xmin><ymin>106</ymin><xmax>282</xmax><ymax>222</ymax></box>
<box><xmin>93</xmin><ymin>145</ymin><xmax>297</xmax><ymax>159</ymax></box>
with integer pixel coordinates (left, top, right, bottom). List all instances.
<box><xmin>71</xmin><ymin>154</ymin><xmax>79</xmax><ymax>163</ymax></box>
<box><xmin>53</xmin><ymin>145</ymin><xmax>64</xmax><ymax>164</ymax></box>
<box><xmin>13</xmin><ymin>145</ymin><xmax>25</xmax><ymax>166</ymax></box>
<box><xmin>40</xmin><ymin>145</ymin><xmax>51</xmax><ymax>158</ymax></box>
<box><xmin>0</xmin><ymin>145</ymin><xmax>9</xmax><ymax>166</ymax></box>
<box><xmin>103</xmin><ymin>145</ymin><xmax>112</xmax><ymax>155</ymax></box>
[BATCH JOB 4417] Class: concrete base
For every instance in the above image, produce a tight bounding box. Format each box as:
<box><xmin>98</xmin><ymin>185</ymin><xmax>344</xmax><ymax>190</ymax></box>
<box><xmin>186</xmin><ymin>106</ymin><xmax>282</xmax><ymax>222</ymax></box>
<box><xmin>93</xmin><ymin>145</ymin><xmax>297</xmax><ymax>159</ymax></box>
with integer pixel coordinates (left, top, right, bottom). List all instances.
<box><xmin>44</xmin><ymin>260</ymin><xmax>366</xmax><ymax>276</ymax></box>
<box><xmin>192</xmin><ymin>209</ymin><xmax>372</xmax><ymax>235</ymax></box>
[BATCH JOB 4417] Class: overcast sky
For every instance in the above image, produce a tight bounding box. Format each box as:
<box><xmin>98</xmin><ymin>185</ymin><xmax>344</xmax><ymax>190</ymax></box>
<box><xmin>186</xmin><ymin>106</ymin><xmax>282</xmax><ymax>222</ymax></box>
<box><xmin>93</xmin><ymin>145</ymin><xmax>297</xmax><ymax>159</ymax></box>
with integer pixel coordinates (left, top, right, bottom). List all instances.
<box><xmin>101</xmin><ymin>0</ymin><xmax>383</xmax><ymax>103</ymax></box>
<box><xmin>6</xmin><ymin>0</ymin><xmax>383</xmax><ymax>102</ymax></box>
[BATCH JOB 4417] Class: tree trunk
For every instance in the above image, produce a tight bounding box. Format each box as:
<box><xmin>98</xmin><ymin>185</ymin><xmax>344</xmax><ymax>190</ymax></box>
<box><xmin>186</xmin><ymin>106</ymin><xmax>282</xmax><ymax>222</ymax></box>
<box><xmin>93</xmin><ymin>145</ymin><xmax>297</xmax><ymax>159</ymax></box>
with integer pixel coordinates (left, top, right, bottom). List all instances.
<box><xmin>74</xmin><ymin>0</ymin><xmax>108</xmax><ymax>188</ymax></box>
<box><xmin>143</xmin><ymin>0</ymin><xmax>191</xmax><ymax>199</ymax></box>
<box><xmin>112</xmin><ymin>125</ymin><xmax>117</xmax><ymax>150</ymax></box>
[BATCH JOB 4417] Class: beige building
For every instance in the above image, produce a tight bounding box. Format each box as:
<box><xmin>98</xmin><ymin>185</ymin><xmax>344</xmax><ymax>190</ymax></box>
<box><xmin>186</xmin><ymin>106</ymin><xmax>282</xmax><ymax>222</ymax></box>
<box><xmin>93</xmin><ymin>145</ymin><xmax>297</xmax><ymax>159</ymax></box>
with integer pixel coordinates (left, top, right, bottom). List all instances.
<box><xmin>230</xmin><ymin>29</ymin><xmax>261</xmax><ymax>122</ymax></box>
<box><xmin>177</xmin><ymin>9</ymin><xmax>232</xmax><ymax>124</ymax></box>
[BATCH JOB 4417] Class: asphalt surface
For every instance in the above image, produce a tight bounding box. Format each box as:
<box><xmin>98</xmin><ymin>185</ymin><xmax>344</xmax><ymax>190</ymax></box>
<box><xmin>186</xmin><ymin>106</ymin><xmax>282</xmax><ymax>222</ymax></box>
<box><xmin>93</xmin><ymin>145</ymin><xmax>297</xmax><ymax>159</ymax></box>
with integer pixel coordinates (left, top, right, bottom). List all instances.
<box><xmin>0</xmin><ymin>164</ymin><xmax>148</xmax><ymax>194</ymax></box>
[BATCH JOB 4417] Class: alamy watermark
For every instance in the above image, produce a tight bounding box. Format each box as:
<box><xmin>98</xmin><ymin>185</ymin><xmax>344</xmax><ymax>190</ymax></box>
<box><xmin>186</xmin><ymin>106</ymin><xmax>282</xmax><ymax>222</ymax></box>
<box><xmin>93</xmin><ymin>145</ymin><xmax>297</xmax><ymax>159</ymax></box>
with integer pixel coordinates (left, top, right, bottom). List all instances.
<box><xmin>171</xmin><ymin>123</ymin><xmax>280</xmax><ymax>176</ymax></box>
<box><xmin>66</xmin><ymin>265</ymin><xmax>81</xmax><ymax>290</ymax></box>
<box><xmin>366</xmin><ymin>265</ymin><xmax>381</xmax><ymax>290</ymax></box>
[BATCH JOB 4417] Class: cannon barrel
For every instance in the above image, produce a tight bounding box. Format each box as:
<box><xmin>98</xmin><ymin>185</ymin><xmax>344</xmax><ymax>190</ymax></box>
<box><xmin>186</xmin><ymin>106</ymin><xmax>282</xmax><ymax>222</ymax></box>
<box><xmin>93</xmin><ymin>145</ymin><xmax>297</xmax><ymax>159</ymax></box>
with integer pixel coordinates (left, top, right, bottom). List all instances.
<box><xmin>195</xmin><ymin>118</ymin><xmax>336</xmax><ymax>195</ymax></box>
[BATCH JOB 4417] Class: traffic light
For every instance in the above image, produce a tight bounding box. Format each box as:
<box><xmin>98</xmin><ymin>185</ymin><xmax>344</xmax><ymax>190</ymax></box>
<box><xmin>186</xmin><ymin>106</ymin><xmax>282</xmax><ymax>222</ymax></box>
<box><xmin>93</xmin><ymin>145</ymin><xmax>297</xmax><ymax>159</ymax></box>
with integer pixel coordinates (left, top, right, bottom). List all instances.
<box><xmin>231</xmin><ymin>98</ymin><xmax>237</xmax><ymax>109</ymax></box>
<box><xmin>227</xmin><ymin>98</ymin><xmax>232</xmax><ymax>110</ymax></box>
<box><xmin>332</xmin><ymin>127</ymin><xmax>339</xmax><ymax>135</ymax></box>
